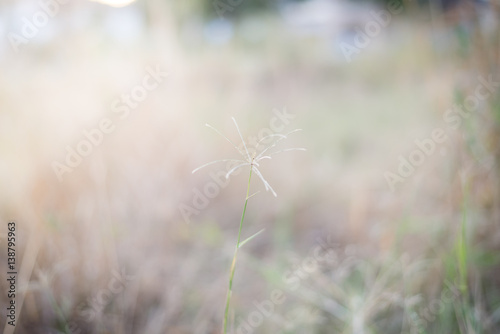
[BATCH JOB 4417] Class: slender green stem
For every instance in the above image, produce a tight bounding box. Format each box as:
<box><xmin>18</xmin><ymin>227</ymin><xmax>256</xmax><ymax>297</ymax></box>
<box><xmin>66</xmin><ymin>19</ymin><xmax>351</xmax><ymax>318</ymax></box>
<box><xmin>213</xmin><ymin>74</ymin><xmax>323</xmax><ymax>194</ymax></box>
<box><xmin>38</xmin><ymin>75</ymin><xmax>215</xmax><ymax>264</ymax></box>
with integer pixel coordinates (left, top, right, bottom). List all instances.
<box><xmin>223</xmin><ymin>166</ymin><xmax>253</xmax><ymax>334</ymax></box>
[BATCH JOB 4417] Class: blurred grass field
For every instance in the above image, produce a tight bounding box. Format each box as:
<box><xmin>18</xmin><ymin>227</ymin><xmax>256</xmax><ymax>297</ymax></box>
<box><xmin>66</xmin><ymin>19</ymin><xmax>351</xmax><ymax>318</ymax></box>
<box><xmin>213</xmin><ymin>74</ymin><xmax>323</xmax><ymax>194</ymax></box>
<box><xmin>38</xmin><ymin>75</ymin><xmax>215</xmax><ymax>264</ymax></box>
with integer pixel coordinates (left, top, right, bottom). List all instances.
<box><xmin>0</xmin><ymin>1</ymin><xmax>500</xmax><ymax>333</ymax></box>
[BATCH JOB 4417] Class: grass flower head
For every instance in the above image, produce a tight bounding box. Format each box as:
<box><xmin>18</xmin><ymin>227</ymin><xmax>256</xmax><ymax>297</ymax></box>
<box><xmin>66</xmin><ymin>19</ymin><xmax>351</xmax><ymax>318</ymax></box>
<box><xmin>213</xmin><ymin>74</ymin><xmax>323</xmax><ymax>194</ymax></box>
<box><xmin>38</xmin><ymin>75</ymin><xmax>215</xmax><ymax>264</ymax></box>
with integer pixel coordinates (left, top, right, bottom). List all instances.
<box><xmin>192</xmin><ymin>117</ymin><xmax>305</xmax><ymax>197</ymax></box>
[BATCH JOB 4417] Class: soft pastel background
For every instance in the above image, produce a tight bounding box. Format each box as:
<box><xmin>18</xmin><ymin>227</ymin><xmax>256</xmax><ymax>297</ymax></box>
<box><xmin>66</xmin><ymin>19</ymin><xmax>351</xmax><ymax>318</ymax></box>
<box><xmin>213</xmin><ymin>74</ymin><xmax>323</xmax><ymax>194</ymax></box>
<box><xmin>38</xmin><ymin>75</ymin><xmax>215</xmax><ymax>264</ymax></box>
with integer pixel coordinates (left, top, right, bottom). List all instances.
<box><xmin>0</xmin><ymin>0</ymin><xmax>499</xmax><ymax>333</ymax></box>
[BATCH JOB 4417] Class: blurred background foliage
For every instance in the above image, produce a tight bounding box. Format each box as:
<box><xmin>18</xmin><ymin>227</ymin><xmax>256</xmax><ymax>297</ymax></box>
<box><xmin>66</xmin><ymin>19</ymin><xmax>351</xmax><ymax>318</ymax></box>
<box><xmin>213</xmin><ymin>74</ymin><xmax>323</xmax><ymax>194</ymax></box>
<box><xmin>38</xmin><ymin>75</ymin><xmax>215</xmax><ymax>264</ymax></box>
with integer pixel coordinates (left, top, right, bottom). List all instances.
<box><xmin>0</xmin><ymin>0</ymin><xmax>499</xmax><ymax>333</ymax></box>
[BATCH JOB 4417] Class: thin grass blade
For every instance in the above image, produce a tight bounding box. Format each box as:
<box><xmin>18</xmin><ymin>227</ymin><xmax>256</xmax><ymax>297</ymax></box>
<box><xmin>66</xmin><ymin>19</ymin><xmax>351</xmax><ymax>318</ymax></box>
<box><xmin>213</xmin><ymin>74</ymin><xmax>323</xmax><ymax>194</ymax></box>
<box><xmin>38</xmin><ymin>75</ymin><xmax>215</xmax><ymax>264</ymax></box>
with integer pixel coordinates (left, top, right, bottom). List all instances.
<box><xmin>192</xmin><ymin>159</ymin><xmax>245</xmax><ymax>174</ymax></box>
<box><xmin>231</xmin><ymin>117</ymin><xmax>251</xmax><ymax>161</ymax></box>
<box><xmin>256</xmin><ymin>129</ymin><xmax>302</xmax><ymax>160</ymax></box>
<box><xmin>253</xmin><ymin>167</ymin><xmax>277</xmax><ymax>197</ymax></box>
<box><xmin>226</xmin><ymin>163</ymin><xmax>249</xmax><ymax>179</ymax></box>
<box><xmin>206</xmin><ymin>123</ymin><xmax>247</xmax><ymax>158</ymax></box>
<box><xmin>255</xmin><ymin>133</ymin><xmax>287</xmax><ymax>149</ymax></box>
<box><xmin>264</xmin><ymin>147</ymin><xmax>306</xmax><ymax>159</ymax></box>
<box><xmin>238</xmin><ymin>228</ymin><xmax>265</xmax><ymax>248</ymax></box>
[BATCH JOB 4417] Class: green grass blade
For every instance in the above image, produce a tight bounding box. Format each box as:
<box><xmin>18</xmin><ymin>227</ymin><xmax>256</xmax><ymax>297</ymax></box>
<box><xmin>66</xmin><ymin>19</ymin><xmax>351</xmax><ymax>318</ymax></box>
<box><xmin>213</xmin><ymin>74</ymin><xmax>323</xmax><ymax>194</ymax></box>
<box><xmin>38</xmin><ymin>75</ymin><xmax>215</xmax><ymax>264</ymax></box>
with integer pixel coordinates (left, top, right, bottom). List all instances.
<box><xmin>223</xmin><ymin>167</ymin><xmax>253</xmax><ymax>334</ymax></box>
<box><xmin>238</xmin><ymin>228</ymin><xmax>265</xmax><ymax>249</ymax></box>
